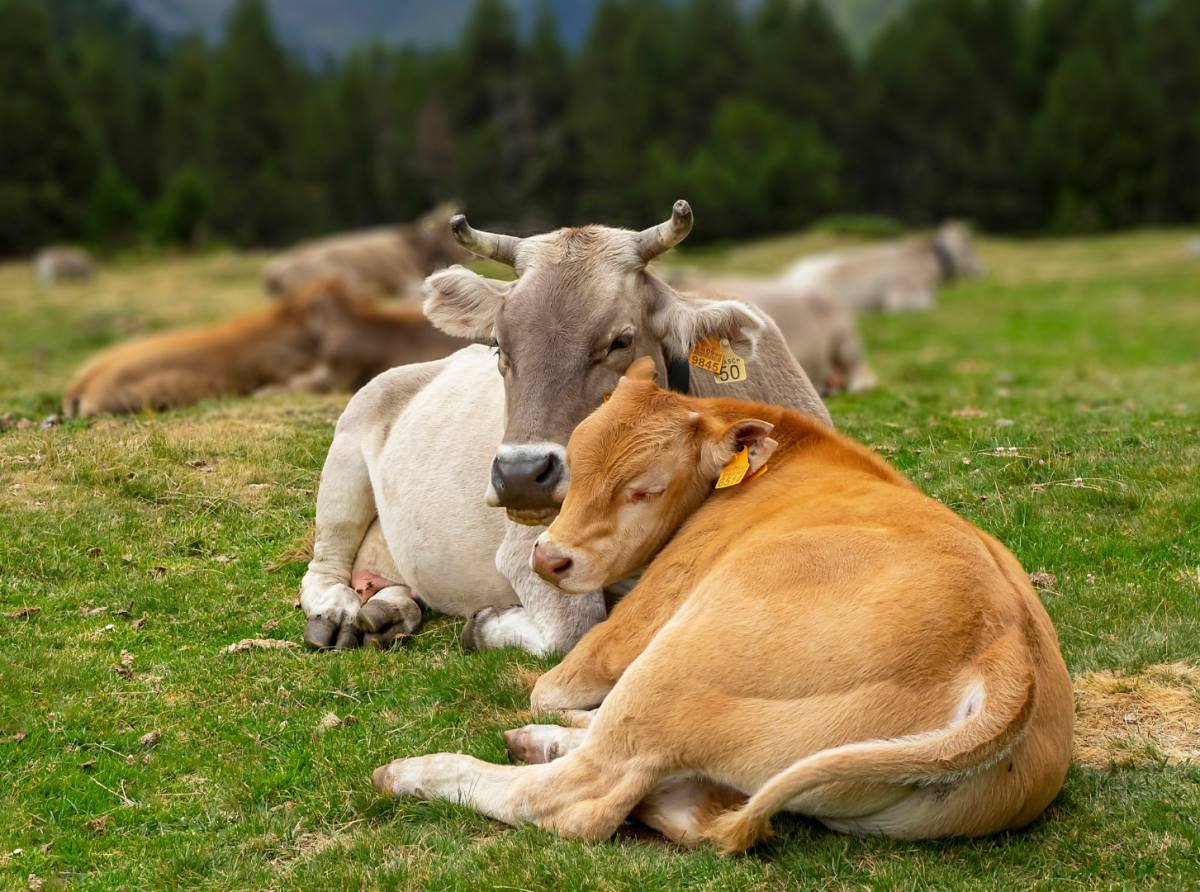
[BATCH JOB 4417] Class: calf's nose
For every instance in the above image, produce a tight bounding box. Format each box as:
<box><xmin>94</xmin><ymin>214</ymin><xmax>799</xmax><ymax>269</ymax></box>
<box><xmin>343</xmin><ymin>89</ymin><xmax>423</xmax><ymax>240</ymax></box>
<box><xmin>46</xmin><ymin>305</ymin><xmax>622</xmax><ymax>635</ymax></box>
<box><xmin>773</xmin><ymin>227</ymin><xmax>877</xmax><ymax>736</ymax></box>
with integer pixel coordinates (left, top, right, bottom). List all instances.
<box><xmin>491</xmin><ymin>450</ymin><xmax>565</xmax><ymax>510</ymax></box>
<box><xmin>532</xmin><ymin>540</ymin><xmax>573</xmax><ymax>584</ymax></box>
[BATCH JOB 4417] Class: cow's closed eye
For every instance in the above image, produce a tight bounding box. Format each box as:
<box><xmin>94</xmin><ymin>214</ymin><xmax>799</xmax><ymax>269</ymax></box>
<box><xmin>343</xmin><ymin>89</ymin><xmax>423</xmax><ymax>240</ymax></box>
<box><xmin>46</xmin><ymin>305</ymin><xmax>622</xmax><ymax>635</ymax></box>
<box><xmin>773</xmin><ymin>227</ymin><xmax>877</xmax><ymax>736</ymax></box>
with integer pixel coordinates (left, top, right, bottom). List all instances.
<box><xmin>627</xmin><ymin>487</ymin><xmax>664</xmax><ymax>504</ymax></box>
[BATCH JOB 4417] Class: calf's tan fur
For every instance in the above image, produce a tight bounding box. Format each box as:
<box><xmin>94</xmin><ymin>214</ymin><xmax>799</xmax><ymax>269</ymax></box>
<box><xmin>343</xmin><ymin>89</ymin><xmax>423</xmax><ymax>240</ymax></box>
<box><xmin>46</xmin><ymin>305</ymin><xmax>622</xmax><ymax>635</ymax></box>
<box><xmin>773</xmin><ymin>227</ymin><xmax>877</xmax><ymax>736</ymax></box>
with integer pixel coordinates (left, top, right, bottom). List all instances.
<box><xmin>63</xmin><ymin>287</ymin><xmax>325</xmax><ymax>418</ymax></box>
<box><xmin>269</xmin><ymin>277</ymin><xmax>465</xmax><ymax>393</ymax></box>
<box><xmin>374</xmin><ymin>358</ymin><xmax>1072</xmax><ymax>850</ymax></box>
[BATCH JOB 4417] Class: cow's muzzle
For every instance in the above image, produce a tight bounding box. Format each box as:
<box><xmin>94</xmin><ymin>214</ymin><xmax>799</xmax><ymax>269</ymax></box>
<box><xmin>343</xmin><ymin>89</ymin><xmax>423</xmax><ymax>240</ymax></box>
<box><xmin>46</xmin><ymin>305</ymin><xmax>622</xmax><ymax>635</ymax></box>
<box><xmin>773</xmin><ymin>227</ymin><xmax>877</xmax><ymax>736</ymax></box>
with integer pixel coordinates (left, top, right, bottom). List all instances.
<box><xmin>488</xmin><ymin>443</ymin><xmax>569</xmax><ymax>518</ymax></box>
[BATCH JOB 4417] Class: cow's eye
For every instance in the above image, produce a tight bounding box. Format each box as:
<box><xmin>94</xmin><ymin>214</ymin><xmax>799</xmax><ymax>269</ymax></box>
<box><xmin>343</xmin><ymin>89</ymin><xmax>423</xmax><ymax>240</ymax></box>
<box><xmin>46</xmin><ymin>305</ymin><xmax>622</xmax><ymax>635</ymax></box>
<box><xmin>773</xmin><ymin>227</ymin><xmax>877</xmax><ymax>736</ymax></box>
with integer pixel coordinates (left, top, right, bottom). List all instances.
<box><xmin>608</xmin><ymin>335</ymin><xmax>633</xmax><ymax>355</ymax></box>
<box><xmin>627</xmin><ymin>486</ymin><xmax>664</xmax><ymax>504</ymax></box>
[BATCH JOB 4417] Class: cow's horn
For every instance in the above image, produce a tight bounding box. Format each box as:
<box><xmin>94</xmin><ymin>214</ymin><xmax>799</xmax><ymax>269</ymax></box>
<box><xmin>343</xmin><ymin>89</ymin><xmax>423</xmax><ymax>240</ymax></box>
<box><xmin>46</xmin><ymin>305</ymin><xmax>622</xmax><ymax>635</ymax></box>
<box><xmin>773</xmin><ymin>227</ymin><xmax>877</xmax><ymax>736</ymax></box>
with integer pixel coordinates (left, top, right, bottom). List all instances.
<box><xmin>450</xmin><ymin>215</ymin><xmax>521</xmax><ymax>267</ymax></box>
<box><xmin>636</xmin><ymin>200</ymin><xmax>693</xmax><ymax>263</ymax></box>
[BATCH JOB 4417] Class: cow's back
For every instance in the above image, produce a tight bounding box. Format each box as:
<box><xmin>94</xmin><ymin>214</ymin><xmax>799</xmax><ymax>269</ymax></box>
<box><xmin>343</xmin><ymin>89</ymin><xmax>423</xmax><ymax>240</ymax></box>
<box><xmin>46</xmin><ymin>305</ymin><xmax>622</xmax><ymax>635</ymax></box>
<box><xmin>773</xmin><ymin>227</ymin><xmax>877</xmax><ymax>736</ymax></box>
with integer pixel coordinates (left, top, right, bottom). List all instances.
<box><xmin>780</xmin><ymin>241</ymin><xmax>938</xmax><ymax>312</ymax></box>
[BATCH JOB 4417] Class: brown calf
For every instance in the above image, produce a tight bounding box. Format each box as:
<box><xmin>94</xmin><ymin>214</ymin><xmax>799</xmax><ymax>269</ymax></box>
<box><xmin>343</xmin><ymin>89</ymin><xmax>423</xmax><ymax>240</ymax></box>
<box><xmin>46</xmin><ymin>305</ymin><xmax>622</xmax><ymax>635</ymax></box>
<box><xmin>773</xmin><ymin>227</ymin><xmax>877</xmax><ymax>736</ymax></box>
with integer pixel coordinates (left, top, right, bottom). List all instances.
<box><xmin>269</xmin><ymin>277</ymin><xmax>465</xmax><ymax>393</ymax></box>
<box><xmin>62</xmin><ymin>287</ymin><xmax>330</xmax><ymax>418</ymax></box>
<box><xmin>373</xmin><ymin>357</ymin><xmax>1073</xmax><ymax>851</ymax></box>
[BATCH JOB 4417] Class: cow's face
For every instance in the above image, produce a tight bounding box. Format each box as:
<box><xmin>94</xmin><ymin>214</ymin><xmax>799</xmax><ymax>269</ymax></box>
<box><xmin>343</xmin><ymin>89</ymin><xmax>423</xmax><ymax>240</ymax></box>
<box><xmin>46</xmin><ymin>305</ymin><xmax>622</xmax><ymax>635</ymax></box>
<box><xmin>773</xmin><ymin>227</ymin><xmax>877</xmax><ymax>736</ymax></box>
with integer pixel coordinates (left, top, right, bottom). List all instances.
<box><xmin>935</xmin><ymin>221</ymin><xmax>985</xmax><ymax>279</ymax></box>
<box><xmin>424</xmin><ymin>202</ymin><xmax>769</xmax><ymax>522</ymax></box>
<box><xmin>529</xmin><ymin>359</ymin><xmax>776</xmax><ymax>592</ymax></box>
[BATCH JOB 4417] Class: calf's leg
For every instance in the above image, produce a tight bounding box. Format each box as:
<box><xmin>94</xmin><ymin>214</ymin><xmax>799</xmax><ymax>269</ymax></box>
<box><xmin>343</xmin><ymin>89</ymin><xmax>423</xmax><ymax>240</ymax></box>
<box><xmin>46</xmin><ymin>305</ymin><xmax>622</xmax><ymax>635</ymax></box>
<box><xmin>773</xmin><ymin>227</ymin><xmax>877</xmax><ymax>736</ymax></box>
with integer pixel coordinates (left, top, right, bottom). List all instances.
<box><xmin>373</xmin><ymin>742</ymin><xmax>660</xmax><ymax>842</ymax></box>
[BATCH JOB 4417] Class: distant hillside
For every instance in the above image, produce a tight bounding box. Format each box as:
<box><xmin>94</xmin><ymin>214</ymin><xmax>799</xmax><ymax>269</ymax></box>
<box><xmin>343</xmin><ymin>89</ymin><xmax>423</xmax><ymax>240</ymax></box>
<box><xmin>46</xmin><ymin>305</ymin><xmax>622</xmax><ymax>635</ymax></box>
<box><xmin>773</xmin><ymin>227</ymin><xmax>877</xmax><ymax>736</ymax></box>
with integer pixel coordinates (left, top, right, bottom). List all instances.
<box><xmin>115</xmin><ymin>0</ymin><xmax>910</xmax><ymax>55</ymax></box>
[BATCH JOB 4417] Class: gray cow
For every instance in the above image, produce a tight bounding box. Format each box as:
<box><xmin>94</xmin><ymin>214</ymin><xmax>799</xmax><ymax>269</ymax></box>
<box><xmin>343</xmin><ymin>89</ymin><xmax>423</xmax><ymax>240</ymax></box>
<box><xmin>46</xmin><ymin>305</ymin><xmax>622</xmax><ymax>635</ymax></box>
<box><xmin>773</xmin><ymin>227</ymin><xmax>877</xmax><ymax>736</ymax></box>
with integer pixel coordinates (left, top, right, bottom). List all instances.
<box><xmin>35</xmin><ymin>247</ymin><xmax>94</xmax><ymax>284</ymax></box>
<box><xmin>667</xmin><ymin>273</ymin><xmax>875</xmax><ymax>396</ymax></box>
<box><xmin>262</xmin><ymin>205</ymin><xmax>471</xmax><ymax>299</ymax></box>
<box><xmin>299</xmin><ymin>202</ymin><xmax>830</xmax><ymax>656</ymax></box>
<box><xmin>780</xmin><ymin>221</ymin><xmax>984</xmax><ymax>313</ymax></box>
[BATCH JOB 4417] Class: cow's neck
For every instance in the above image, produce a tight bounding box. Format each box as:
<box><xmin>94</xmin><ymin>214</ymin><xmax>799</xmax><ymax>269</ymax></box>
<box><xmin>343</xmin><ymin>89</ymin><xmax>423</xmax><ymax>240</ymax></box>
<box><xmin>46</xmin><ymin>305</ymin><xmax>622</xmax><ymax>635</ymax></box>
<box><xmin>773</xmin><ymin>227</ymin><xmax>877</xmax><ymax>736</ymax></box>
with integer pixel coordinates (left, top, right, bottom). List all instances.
<box><xmin>931</xmin><ymin>237</ymin><xmax>956</xmax><ymax>282</ymax></box>
<box><xmin>660</xmin><ymin>343</ymin><xmax>691</xmax><ymax>395</ymax></box>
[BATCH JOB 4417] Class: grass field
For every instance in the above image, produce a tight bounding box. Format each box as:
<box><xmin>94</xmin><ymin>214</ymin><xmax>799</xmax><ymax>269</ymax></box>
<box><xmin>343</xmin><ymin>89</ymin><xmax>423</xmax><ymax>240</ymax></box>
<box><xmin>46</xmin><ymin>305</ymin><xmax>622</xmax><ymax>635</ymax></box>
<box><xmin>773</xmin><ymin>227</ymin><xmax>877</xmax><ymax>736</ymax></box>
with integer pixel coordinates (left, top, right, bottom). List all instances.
<box><xmin>2</xmin><ymin>230</ymin><xmax>1200</xmax><ymax>890</ymax></box>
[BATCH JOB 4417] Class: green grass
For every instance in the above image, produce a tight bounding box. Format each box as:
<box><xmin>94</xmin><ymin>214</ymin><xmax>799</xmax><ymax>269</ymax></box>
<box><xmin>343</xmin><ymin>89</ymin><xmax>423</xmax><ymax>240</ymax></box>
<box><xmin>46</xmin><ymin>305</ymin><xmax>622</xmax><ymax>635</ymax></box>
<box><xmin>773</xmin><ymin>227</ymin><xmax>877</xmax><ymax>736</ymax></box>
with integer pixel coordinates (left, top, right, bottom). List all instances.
<box><xmin>3</xmin><ymin>231</ymin><xmax>1200</xmax><ymax>890</ymax></box>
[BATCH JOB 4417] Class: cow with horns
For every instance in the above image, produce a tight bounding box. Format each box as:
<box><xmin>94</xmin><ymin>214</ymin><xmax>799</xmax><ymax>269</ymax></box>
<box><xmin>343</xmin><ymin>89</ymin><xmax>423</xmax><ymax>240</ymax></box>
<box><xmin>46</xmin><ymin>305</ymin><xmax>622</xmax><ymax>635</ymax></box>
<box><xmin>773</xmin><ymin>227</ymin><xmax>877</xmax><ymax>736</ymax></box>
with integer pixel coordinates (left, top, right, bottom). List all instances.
<box><xmin>299</xmin><ymin>202</ymin><xmax>831</xmax><ymax>655</ymax></box>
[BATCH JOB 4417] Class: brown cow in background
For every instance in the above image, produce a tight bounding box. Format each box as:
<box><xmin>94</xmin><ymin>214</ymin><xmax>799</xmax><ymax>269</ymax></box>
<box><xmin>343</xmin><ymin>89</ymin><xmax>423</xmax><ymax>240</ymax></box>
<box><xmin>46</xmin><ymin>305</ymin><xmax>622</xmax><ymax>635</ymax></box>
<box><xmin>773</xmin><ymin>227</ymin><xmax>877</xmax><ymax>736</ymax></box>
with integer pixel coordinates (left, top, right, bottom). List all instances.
<box><xmin>262</xmin><ymin>205</ymin><xmax>471</xmax><ymax>299</ymax></box>
<box><xmin>261</xmin><ymin>277</ymin><xmax>465</xmax><ymax>394</ymax></box>
<box><xmin>62</xmin><ymin>278</ymin><xmax>464</xmax><ymax>417</ymax></box>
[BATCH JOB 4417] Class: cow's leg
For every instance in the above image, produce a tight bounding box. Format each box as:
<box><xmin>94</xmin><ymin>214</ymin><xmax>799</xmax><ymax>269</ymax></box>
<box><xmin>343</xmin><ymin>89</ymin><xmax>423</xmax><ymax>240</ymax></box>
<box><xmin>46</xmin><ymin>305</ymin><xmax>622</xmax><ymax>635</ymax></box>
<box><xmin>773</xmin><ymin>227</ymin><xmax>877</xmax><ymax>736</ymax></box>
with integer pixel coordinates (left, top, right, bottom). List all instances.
<box><xmin>503</xmin><ymin>712</ymin><xmax>595</xmax><ymax>764</ymax></box>
<box><xmin>833</xmin><ymin>325</ymin><xmax>876</xmax><ymax>394</ymax></box>
<box><xmin>631</xmin><ymin>775</ymin><xmax>748</xmax><ymax>846</ymax></box>
<box><xmin>373</xmin><ymin>741</ymin><xmax>661</xmax><ymax>842</ymax></box>
<box><xmin>461</xmin><ymin>522</ymin><xmax>607</xmax><ymax>657</ymax></box>
<box><xmin>349</xmin><ymin>522</ymin><xmax>422</xmax><ymax>648</ymax></box>
<box><xmin>299</xmin><ymin>430</ymin><xmax>378</xmax><ymax>650</ymax></box>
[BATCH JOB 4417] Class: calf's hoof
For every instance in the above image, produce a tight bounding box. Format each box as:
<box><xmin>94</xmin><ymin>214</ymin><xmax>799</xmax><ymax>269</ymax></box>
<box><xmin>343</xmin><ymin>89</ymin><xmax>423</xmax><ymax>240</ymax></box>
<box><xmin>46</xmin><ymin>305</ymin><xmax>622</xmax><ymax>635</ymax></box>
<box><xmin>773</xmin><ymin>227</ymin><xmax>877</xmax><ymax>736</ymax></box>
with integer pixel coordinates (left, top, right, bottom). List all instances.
<box><xmin>372</xmin><ymin>763</ymin><xmax>391</xmax><ymax>794</ymax></box>
<box><xmin>302</xmin><ymin>615</ymin><xmax>338</xmax><ymax>650</ymax></box>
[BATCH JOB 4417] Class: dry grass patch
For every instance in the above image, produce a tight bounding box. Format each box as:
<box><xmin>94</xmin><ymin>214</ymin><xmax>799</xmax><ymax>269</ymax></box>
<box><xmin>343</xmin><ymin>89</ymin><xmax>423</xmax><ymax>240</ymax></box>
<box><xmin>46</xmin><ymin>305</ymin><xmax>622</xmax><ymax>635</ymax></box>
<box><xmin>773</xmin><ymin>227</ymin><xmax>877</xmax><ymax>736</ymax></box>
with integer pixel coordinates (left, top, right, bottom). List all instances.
<box><xmin>1073</xmin><ymin>663</ymin><xmax>1200</xmax><ymax>768</ymax></box>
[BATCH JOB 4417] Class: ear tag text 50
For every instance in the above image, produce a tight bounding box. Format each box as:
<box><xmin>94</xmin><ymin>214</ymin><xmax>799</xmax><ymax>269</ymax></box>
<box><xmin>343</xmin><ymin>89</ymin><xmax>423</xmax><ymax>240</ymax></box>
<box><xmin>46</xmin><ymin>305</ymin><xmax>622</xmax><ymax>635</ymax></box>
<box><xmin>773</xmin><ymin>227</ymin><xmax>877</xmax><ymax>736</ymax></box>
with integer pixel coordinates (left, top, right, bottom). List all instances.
<box><xmin>689</xmin><ymin>338</ymin><xmax>748</xmax><ymax>384</ymax></box>
<box><xmin>716</xmin><ymin>446</ymin><xmax>750</xmax><ymax>488</ymax></box>
<box><xmin>716</xmin><ymin>338</ymin><xmax>747</xmax><ymax>384</ymax></box>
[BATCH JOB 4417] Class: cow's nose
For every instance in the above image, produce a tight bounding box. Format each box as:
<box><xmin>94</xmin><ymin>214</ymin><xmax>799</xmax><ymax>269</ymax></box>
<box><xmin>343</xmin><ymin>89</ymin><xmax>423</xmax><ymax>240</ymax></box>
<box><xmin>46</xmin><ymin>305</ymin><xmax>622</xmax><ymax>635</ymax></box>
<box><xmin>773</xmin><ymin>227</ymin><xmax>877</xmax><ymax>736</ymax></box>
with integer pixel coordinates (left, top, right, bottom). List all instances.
<box><xmin>532</xmin><ymin>541</ymin><xmax>573</xmax><ymax>584</ymax></box>
<box><xmin>490</xmin><ymin>450</ymin><xmax>565</xmax><ymax>510</ymax></box>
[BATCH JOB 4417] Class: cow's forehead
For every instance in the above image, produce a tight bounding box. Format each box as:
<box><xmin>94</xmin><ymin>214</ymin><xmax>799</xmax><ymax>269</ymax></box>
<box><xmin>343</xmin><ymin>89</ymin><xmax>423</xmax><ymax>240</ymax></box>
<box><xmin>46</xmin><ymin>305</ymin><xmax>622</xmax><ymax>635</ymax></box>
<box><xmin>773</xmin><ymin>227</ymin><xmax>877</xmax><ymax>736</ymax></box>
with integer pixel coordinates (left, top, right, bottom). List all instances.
<box><xmin>498</xmin><ymin>227</ymin><xmax>650</xmax><ymax>339</ymax></box>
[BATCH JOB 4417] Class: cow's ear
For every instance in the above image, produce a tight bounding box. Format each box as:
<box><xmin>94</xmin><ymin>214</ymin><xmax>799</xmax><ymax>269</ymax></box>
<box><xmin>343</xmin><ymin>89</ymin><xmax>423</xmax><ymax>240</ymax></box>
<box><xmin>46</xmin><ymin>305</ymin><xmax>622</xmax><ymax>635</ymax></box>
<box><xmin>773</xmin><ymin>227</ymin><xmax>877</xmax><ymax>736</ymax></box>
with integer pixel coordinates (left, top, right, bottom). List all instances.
<box><xmin>700</xmin><ymin>418</ymin><xmax>777</xmax><ymax>480</ymax></box>
<box><xmin>423</xmin><ymin>266</ymin><xmax>515</xmax><ymax>339</ymax></box>
<box><xmin>650</xmin><ymin>288</ymin><xmax>767</xmax><ymax>361</ymax></box>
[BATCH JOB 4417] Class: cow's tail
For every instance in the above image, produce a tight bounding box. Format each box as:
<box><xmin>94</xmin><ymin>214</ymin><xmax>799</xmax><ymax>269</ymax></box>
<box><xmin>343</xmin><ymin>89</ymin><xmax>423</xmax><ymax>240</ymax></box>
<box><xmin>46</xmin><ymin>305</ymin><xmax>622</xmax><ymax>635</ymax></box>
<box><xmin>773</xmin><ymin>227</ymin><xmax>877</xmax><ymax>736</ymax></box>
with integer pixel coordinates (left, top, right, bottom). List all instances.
<box><xmin>703</xmin><ymin>634</ymin><xmax>1037</xmax><ymax>853</ymax></box>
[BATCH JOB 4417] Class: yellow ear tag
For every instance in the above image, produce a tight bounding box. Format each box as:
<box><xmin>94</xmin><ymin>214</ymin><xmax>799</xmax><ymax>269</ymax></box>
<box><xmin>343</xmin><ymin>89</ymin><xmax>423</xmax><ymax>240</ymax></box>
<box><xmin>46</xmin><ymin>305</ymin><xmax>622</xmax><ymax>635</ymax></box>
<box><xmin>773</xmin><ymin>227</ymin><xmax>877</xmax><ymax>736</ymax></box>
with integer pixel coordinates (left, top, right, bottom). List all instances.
<box><xmin>689</xmin><ymin>338</ymin><xmax>724</xmax><ymax>375</ymax></box>
<box><xmin>716</xmin><ymin>446</ymin><xmax>750</xmax><ymax>488</ymax></box>
<box><xmin>716</xmin><ymin>338</ymin><xmax>747</xmax><ymax>384</ymax></box>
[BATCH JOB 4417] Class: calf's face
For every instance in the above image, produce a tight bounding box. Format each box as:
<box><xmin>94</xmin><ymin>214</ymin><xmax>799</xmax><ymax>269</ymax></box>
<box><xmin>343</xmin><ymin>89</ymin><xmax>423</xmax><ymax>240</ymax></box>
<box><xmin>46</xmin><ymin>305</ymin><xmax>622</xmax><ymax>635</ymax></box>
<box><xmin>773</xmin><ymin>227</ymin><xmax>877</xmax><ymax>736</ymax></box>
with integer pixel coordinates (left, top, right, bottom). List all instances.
<box><xmin>423</xmin><ymin>202</ymin><xmax>768</xmax><ymax>524</ymax></box>
<box><xmin>530</xmin><ymin>359</ymin><xmax>775</xmax><ymax>593</ymax></box>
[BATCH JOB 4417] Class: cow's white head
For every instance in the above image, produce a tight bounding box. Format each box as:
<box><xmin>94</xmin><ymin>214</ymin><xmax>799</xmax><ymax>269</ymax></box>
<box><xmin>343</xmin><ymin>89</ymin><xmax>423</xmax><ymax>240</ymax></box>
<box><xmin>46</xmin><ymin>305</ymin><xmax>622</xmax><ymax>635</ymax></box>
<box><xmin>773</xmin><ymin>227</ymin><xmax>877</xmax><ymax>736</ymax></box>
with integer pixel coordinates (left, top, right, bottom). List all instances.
<box><xmin>423</xmin><ymin>201</ymin><xmax>769</xmax><ymax>522</ymax></box>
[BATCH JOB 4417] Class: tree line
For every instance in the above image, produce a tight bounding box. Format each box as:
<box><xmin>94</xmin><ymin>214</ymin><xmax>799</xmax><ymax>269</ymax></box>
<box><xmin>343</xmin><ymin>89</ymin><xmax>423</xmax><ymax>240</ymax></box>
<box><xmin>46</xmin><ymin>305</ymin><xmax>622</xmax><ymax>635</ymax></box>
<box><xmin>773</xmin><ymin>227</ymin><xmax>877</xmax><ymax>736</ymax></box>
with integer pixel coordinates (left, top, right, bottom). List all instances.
<box><xmin>1</xmin><ymin>0</ymin><xmax>1198</xmax><ymax>257</ymax></box>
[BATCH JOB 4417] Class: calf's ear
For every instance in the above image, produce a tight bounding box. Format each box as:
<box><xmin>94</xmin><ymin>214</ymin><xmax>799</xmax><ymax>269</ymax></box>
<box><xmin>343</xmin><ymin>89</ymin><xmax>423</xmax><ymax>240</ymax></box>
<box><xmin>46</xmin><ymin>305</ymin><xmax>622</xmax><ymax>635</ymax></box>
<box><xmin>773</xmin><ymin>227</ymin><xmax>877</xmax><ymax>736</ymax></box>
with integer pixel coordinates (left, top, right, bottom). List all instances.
<box><xmin>621</xmin><ymin>356</ymin><xmax>659</xmax><ymax>384</ymax></box>
<box><xmin>650</xmin><ymin>288</ymin><xmax>768</xmax><ymax>360</ymax></box>
<box><xmin>423</xmin><ymin>266</ymin><xmax>515</xmax><ymax>339</ymax></box>
<box><xmin>700</xmin><ymin>418</ymin><xmax>778</xmax><ymax>480</ymax></box>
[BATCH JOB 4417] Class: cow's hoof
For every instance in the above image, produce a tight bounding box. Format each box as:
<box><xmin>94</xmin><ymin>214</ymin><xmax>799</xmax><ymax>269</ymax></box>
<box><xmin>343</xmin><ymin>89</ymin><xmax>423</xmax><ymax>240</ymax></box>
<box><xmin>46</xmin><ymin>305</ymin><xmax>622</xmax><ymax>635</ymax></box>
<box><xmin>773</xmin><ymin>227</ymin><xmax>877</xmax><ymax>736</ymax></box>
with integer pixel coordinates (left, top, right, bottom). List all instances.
<box><xmin>302</xmin><ymin>615</ymin><xmax>338</xmax><ymax>650</ymax></box>
<box><xmin>364</xmin><ymin>626</ymin><xmax>408</xmax><ymax>651</ymax></box>
<box><xmin>333</xmin><ymin>626</ymin><xmax>361</xmax><ymax>650</ymax></box>
<box><xmin>460</xmin><ymin>606</ymin><xmax>497</xmax><ymax>653</ymax></box>
<box><xmin>503</xmin><ymin>727</ymin><xmax>542</xmax><ymax>764</ymax></box>
<box><xmin>356</xmin><ymin>595</ymin><xmax>420</xmax><ymax>635</ymax></box>
<box><xmin>372</xmin><ymin>763</ymin><xmax>391</xmax><ymax>794</ymax></box>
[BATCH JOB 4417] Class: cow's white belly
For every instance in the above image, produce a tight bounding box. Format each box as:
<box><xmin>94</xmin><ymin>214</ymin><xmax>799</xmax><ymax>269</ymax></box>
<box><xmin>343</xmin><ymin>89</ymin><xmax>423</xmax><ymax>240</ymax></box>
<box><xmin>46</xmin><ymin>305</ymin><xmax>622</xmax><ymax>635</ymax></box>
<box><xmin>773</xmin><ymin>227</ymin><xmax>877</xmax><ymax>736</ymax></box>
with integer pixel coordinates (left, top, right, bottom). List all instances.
<box><xmin>370</xmin><ymin>349</ymin><xmax>517</xmax><ymax>615</ymax></box>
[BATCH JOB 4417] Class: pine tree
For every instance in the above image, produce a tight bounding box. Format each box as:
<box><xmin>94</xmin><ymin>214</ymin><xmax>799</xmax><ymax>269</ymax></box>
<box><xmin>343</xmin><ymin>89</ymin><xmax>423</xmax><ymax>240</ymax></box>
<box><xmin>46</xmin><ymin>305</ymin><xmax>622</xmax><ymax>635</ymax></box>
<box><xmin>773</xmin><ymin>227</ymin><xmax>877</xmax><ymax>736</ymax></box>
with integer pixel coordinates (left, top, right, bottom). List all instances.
<box><xmin>0</xmin><ymin>0</ymin><xmax>101</xmax><ymax>255</ymax></box>
<box><xmin>161</xmin><ymin>35</ymin><xmax>211</xmax><ymax>180</ymax></box>
<box><xmin>858</xmin><ymin>0</ymin><xmax>1031</xmax><ymax>228</ymax></box>
<box><xmin>1031</xmin><ymin>0</ymin><xmax>1159</xmax><ymax>230</ymax></box>
<box><xmin>747</xmin><ymin>0</ymin><xmax>860</xmax><ymax>150</ymax></box>
<box><xmin>209</xmin><ymin>0</ymin><xmax>312</xmax><ymax>245</ymax></box>
<box><xmin>568</xmin><ymin>0</ymin><xmax>677</xmax><ymax>225</ymax></box>
<box><xmin>1144</xmin><ymin>0</ymin><xmax>1200</xmax><ymax>222</ymax></box>
<box><xmin>524</xmin><ymin>0</ymin><xmax>575</xmax><ymax>223</ymax></box>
